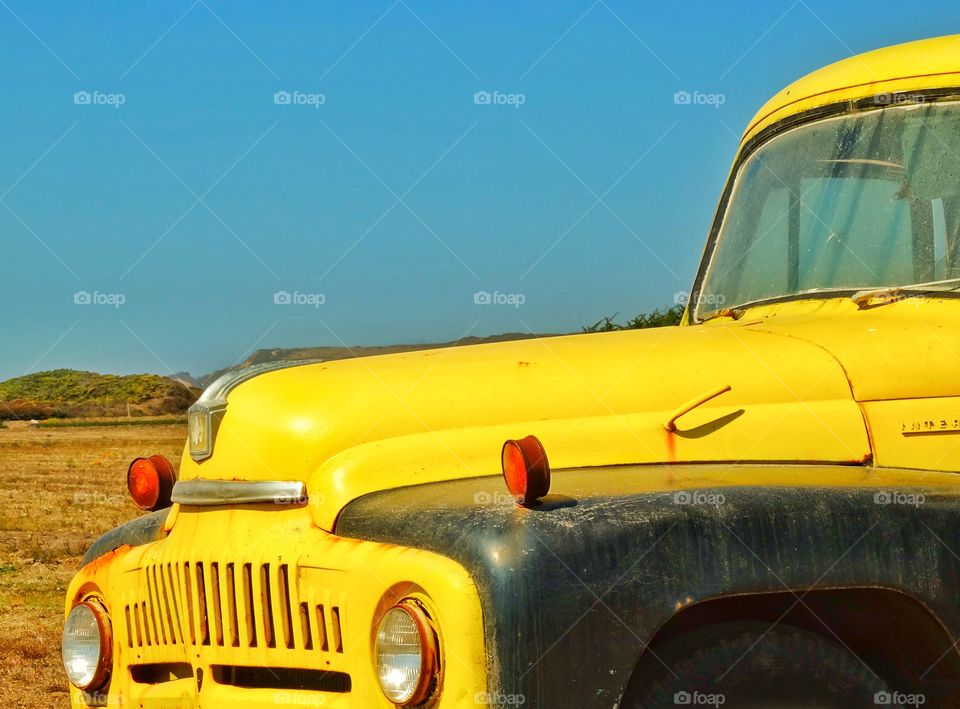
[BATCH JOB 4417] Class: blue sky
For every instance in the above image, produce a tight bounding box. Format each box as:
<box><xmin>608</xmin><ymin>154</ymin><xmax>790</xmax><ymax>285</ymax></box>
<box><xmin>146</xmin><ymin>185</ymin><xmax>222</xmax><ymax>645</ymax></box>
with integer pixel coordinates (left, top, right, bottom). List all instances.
<box><xmin>0</xmin><ymin>1</ymin><xmax>956</xmax><ymax>381</ymax></box>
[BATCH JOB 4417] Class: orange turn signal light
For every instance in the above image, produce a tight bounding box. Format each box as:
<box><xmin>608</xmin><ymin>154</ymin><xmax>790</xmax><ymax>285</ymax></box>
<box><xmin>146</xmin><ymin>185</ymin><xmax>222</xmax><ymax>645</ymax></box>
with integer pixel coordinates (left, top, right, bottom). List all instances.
<box><xmin>127</xmin><ymin>455</ymin><xmax>177</xmax><ymax>511</ymax></box>
<box><xmin>501</xmin><ymin>435</ymin><xmax>550</xmax><ymax>507</ymax></box>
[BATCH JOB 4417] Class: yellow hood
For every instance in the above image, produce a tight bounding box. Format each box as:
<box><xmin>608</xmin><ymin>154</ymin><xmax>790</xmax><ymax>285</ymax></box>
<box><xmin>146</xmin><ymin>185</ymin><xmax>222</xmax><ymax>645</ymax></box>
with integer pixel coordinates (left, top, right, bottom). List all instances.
<box><xmin>735</xmin><ymin>297</ymin><xmax>960</xmax><ymax>402</ymax></box>
<box><xmin>179</xmin><ymin>318</ymin><xmax>871</xmax><ymax>529</ymax></box>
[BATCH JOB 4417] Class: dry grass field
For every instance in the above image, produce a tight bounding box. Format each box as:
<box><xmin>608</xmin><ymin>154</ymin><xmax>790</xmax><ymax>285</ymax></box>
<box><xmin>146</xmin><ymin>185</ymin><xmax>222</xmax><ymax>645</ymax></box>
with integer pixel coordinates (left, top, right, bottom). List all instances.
<box><xmin>0</xmin><ymin>420</ymin><xmax>185</xmax><ymax>708</ymax></box>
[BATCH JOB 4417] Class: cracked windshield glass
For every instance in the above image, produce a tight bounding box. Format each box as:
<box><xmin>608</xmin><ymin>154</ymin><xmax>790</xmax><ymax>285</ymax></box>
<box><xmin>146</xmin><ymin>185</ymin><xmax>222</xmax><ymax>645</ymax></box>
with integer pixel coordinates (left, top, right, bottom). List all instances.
<box><xmin>697</xmin><ymin>99</ymin><xmax>960</xmax><ymax>318</ymax></box>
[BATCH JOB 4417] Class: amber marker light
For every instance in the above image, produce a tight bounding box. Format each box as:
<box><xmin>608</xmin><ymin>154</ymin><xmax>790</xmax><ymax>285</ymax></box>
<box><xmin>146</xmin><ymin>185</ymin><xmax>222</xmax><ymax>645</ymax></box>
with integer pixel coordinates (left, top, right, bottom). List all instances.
<box><xmin>501</xmin><ymin>435</ymin><xmax>550</xmax><ymax>507</ymax></box>
<box><xmin>127</xmin><ymin>454</ymin><xmax>177</xmax><ymax>511</ymax></box>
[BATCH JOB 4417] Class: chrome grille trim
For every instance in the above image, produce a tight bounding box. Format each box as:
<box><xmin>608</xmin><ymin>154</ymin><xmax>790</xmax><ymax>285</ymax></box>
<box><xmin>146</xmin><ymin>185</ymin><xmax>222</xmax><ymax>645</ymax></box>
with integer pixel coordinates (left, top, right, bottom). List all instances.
<box><xmin>171</xmin><ymin>479</ymin><xmax>307</xmax><ymax>506</ymax></box>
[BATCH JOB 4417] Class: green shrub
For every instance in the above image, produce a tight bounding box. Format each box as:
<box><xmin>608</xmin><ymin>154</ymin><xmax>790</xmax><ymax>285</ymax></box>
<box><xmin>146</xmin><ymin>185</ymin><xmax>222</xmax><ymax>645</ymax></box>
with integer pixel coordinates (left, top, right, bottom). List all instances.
<box><xmin>583</xmin><ymin>304</ymin><xmax>684</xmax><ymax>333</ymax></box>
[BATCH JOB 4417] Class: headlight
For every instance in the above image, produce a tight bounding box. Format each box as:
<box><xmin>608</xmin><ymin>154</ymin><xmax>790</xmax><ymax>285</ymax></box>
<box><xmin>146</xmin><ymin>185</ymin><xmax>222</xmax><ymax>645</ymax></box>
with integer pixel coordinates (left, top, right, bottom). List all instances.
<box><xmin>62</xmin><ymin>601</ymin><xmax>112</xmax><ymax>691</ymax></box>
<box><xmin>375</xmin><ymin>601</ymin><xmax>439</xmax><ymax>705</ymax></box>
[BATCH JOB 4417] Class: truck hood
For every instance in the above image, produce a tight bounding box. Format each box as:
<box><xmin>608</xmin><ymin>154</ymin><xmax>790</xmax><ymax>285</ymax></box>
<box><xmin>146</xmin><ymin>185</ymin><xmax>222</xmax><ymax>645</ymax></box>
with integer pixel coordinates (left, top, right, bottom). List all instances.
<box><xmin>179</xmin><ymin>316</ymin><xmax>872</xmax><ymax>529</ymax></box>
<box><xmin>729</xmin><ymin>297</ymin><xmax>960</xmax><ymax>402</ymax></box>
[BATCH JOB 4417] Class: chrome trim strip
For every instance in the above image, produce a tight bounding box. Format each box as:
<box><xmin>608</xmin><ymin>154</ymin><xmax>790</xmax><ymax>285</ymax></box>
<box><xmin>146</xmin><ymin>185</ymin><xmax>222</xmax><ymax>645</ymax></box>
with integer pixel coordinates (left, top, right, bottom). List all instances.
<box><xmin>172</xmin><ymin>479</ymin><xmax>307</xmax><ymax>506</ymax></box>
<box><xmin>196</xmin><ymin>360</ymin><xmax>322</xmax><ymax>411</ymax></box>
<box><xmin>188</xmin><ymin>359</ymin><xmax>321</xmax><ymax>462</ymax></box>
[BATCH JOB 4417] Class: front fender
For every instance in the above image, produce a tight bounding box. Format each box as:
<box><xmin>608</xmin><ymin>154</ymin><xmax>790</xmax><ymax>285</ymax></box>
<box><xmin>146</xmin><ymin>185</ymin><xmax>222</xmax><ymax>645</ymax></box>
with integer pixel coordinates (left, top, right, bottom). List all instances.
<box><xmin>335</xmin><ymin>463</ymin><xmax>960</xmax><ymax>707</ymax></box>
<box><xmin>81</xmin><ymin>508</ymin><xmax>169</xmax><ymax>567</ymax></box>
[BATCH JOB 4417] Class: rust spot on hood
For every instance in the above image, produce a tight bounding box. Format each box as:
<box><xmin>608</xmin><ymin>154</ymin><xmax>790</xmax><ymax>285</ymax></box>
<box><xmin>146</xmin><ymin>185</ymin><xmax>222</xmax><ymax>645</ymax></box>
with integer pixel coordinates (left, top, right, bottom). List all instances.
<box><xmin>664</xmin><ymin>429</ymin><xmax>677</xmax><ymax>463</ymax></box>
<box><xmin>83</xmin><ymin>544</ymin><xmax>132</xmax><ymax>574</ymax></box>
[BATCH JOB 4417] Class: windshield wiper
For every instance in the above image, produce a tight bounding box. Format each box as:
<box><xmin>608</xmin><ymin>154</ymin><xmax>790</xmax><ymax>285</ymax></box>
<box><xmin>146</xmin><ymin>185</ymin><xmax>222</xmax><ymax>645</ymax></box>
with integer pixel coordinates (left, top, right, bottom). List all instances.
<box><xmin>851</xmin><ymin>277</ymin><xmax>960</xmax><ymax>308</ymax></box>
<box><xmin>699</xmin><ymin>307</ymin><xmax>745</xmax><ymax>323</ymax></box>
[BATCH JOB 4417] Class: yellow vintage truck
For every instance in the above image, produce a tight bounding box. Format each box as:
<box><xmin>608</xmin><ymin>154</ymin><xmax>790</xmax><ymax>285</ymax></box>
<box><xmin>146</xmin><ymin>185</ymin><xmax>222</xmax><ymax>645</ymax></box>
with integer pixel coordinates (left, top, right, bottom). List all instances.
<box><xmin>64</xmin><ymin>35</ymin><xmax>960</xmax><ymax>708</ymax></box>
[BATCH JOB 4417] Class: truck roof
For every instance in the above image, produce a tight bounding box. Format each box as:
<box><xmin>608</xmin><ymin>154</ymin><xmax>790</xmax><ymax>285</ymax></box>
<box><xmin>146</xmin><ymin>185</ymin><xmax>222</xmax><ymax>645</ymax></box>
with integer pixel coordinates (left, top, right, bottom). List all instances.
<box><xmin>745</xmin><ymin>34</ymin><xmax>960</xmax><ymax>143</ymax></box>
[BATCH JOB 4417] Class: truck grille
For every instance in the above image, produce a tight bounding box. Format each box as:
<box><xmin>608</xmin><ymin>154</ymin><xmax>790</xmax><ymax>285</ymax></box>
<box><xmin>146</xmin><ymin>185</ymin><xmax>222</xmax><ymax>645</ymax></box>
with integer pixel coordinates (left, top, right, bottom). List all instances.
<box><xmin>124</xmin><ymin>561</ymin><xmax>344</xmax><ymax>655</ymax></box>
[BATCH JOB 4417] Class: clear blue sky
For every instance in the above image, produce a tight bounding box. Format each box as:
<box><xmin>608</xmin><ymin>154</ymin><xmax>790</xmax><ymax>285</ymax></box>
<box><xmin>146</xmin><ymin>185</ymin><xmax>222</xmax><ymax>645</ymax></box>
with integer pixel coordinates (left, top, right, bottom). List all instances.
<box><xmin>0</xmin><ymin>1</ymin><xmax>955</xmax><ymax>381</ymax></box>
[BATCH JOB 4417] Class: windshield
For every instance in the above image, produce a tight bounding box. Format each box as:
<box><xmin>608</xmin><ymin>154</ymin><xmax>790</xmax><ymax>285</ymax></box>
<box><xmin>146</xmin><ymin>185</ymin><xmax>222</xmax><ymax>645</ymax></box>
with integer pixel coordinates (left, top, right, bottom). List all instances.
<box><xmin>696</xmin><ymin>99</ymin><xmax>960</xmax><ymax>319</ymax></box>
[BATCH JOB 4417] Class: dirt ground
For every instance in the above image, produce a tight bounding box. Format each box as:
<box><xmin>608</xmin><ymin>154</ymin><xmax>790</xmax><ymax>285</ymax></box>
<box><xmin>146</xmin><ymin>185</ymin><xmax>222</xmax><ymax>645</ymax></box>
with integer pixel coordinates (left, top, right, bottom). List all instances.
<box><xmin>0</xmin><ymin>420</ymin><xmax>186</xmax><ymax>708</ymax></box>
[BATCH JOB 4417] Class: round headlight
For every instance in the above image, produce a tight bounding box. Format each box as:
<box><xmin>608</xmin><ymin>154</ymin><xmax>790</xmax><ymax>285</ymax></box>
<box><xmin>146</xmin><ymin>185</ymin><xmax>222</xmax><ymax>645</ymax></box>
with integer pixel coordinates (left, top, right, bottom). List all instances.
<box><xmin>62</xmin><ymin>601</ymin><xmax>112</xmax><ymax>691</ymax></box>
<box><xmin>375</xmin><ymin>602</ymin><xmax>439</xmax><ymax>705</ymax></box>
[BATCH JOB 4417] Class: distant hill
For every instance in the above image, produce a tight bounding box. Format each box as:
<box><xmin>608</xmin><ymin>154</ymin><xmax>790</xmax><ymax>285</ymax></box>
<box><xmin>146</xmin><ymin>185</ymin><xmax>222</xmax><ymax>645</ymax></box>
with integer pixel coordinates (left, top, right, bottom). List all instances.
<box><xmin>197</xmin><ymin>332</ymin><xmax>556</xmax><ymax>387</ymax></box>
<box><xmin>0</xmin><ymin>369</ymin><xmax>201</xmax><ymax>420</ymax></box>
<box><xmin>193</xmin><ymin>307</ymin><xmax>685</xmax><ymax>387</ymax></box>
<box><xmin>171</xmin><ymin>371</ymin><xmax>204</xmax><ymax>388</ymax></box>
<box><xmin>0</xmin><ymin>309</ymin><xmax>678</xmax><ymax>419</ymax></box>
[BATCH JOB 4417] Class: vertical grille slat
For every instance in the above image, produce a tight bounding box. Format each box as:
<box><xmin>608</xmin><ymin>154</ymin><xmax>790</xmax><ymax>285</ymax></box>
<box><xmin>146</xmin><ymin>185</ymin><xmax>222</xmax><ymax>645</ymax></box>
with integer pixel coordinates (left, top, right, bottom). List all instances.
<box><xmin>242</xmin><ymin>563</ymin><xmax>258</xmax><ymax>648</ymax></box>
<box><xmin>278</xmin><ymin>564</ymin><xmax>295</xmax><ymax>650</ymax></box>
<box><xmin>133</xmin><ymin>603</ymin><xmax>143</xmax><ymax>648</ymax></box>
<box><xmin>299</xmin><ymin>602</ymin><xmax>313</xmax><ymax>650</ymax></box>
<box><xmin>210</xmin><ymin>562</ymin><xmax>224</xmax><ymax>646</ymax></box>
<box><xmin>125</xmin><ymin>606</ymin><xmax>133</xmax><ymax>648</ymax></box>
<box><xmin>146</xmin><ymin>574</ymin><xmax>162</xmax><ymax>645</ymax></box>
<box><xmin>196</xmin><ymin>562</ymin><xmax>210</xmax><ymax>645</ymax></box>
<box><xmin>141</xmin><ymin>601</ymin><xmax>152</xmax><ymax>646</ymax></box>
<box><xmin>157</xmin><ymin>564</ymin><xmax>175</xmax><ymax>644</ymax></box>
<box><xmin>316</xmin><ymin>605</ymin><xmax>329</xmax><ymax>652</ymax></box>
<box><xmin>144</xmin><ymin>569</ymin><xmax>159</xmax><ymax>645</ymax></box>
<box><xmin>183</xmin><ymin>562</ymin><xmax>196</xmax><ymax>645</ymax></box>
<box><xmin>225</xmin><ymin>562</ymin><xmax>240</xmax><ymax>647</ymax></box>
<box><xmin>331</xmin><ymin>606</ymin><xmax>343</xmax><ymax>654</ymax></box>
<box><xmin>260</xmin><ymin>564</ymin><xmax>276</xmax><ymax>649</ymax></box>
<box><xmin>166</xmin><ymin>563</ymin><xmax>183</xmax><ymax>645</ymax></box>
